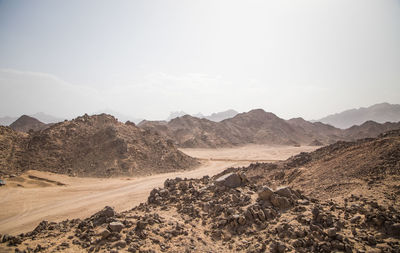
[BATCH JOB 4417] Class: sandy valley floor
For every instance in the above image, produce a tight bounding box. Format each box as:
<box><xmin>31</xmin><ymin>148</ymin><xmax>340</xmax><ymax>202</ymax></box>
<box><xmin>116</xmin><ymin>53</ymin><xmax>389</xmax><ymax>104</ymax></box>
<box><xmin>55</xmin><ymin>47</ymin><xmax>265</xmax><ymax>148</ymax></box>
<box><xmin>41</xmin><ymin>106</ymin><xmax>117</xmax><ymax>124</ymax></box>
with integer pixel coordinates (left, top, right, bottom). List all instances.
<box><xmin>0</xmin><ymin>145</ymin><xmax>317</xmax><ymax>235</ymax></box>
<box><xmin>180</xmin><ymin>144</ymin><xmax>317</xmax><ymax>161</ymax></box>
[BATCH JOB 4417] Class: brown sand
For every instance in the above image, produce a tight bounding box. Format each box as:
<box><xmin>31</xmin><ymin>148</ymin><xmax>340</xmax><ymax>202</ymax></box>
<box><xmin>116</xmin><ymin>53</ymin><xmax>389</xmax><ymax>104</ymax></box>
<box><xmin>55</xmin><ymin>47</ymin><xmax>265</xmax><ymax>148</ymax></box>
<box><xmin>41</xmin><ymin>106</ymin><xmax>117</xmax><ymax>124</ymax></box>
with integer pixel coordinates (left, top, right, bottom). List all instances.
<box><xmin>180</xmin><ymin>144</ymin><xmax>317</xmax><ymax>161</ymax></box>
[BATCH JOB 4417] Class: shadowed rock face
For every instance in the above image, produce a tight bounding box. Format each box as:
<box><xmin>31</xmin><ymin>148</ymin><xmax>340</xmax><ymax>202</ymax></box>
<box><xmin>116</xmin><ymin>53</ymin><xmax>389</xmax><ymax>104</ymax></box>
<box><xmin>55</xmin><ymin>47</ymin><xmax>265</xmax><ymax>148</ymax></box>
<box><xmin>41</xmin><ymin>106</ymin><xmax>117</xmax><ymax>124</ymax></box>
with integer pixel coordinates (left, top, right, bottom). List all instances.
<box><xmin>0</xmin><ymin>114</ymin><xmax>199</xmax><ymax>177</ymax></box>
<box><xmin>2</xmin><ymin>172</ymin><xmax>399</xmax><ymax>252</ymax></box>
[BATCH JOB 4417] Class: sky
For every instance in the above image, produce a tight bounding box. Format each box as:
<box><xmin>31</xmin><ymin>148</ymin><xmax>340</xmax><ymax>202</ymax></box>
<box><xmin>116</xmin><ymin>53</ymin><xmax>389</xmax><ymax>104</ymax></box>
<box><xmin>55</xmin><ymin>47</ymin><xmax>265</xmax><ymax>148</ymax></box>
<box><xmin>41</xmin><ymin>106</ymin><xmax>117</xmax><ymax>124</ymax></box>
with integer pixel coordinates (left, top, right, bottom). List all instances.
<box><xmin>0</xmin><ymin>0</ymin><xmax>399</xmax><ymax>120</ymax></box>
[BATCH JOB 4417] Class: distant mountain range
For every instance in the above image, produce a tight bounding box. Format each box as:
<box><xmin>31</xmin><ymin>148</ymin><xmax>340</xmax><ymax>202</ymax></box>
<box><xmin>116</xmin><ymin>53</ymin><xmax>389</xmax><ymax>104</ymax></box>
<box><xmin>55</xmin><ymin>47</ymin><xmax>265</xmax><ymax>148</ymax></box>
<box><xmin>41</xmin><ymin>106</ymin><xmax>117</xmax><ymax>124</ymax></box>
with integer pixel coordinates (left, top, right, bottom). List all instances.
<box><xmin>166</xmin><ymin>109</ymin><xmax>239</xmax><ymax>122</ymax></box>
<box><xmin>139</xmin><ymin>108</ymin><xmax>400</xmax><ymax>148</ymax></box>
<box><xmin>317</xmin><ymin>103</ymin><xmax>400</xmax><ymax>129</ymax></box>
<box><xmin>2</xmin><ymin>103</ymin><xmax>400</xmax><ymax>146</ymax></box>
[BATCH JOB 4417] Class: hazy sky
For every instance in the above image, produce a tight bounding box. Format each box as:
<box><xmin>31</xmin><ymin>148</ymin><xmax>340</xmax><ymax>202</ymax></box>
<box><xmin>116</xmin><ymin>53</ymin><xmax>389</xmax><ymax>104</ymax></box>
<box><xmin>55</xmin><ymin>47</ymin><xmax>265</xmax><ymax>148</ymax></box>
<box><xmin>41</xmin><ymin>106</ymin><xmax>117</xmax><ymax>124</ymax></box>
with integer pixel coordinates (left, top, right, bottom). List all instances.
<box><xmin>0</xmin><ymin>0</ymin><xmax>399</xmax><ymax>120</ymax></box>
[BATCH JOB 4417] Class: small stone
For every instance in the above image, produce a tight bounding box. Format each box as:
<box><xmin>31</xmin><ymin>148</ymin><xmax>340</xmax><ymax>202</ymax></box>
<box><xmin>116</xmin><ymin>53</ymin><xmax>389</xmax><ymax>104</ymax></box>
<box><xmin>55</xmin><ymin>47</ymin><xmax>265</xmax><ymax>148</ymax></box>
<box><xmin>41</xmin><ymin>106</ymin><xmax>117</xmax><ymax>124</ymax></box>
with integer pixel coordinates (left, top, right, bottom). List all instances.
<box><xmin>109</xmin><ymin>222</ymin><xmax>124</xmax><ymax>233</ymax></box>
<box><xmin>327</xmin><ymin>228</ymin><xmax>337</xmax><ymax>238</ymax></box>
<box><xmin>350</xmin><ymin>215</ymin><xmax>361</xmax><ymax>224</ymax></box>
<box><xmin>386</xmin><ymin>223</ymin><xmax>400</xmax><ymax>236</ymax></box>
<box><xmin>98</xmin><ymin>228</ymin><xmax>111</xmax><ymax>238</ymax></box>
<box><xmin>98</xmin><ymin>206</ymin><xmax>115</xmax><ymax>218</ymax></box>
<box><xmin>112</xmin><ymin>240</ymin><xmax>127</xmax><ymax>248</ymax></box>
<box><xmin>238</xmin><ymin>215</ymin><xmax>246</xmax><ymax>225</ymax></box>
<box><xmin>60</xmin><ymin>242</ymin><xmax>69</xmax><ymax>248</ymax></box>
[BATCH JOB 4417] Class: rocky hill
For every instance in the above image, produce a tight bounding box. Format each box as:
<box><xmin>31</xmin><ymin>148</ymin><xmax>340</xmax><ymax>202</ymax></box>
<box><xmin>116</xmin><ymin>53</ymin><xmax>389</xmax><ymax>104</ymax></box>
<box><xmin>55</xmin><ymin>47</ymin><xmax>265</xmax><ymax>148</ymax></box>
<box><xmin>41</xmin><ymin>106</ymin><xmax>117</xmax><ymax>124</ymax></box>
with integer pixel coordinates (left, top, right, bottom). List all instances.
<box><xmin>140</xmin><ymin>116</ymin><xmax>233</xmax><ymax>148</ymax></box>
<box><xmin>0</xmin><ymin>126</ymin><xmax>28</xmax><ymax>177</ymax></box>
<box><xmin>9</xmin><ymin>115</ymin><xmax>48</xmax><ymax>132</ymax></box>
<box><xmin>140</xmin><ymin>109</ymin><xmax>400</xmax><ymax>148</ymax></box>
<box><xmin>140</xmin><ymin>110</ymin><xmax>316</xmax><ymax>147</ymax></box>
<box><xmin>343</xmin><ymin>120</ymin><xmax>400</xmax><ymax>141</ymax></box>
<box><xmin>318</xmin><ymin>102</ymin><xmax>400</xmax><ymax>129</ymax></box>
<box><xmin>243</xmin><ymin>129</ymin><xmax>400</xmax><ymax>203</ymax></box>
<box><xmin>0</xmin><ymin>114</ymin><xmax>198</xmax><ymax>177</ymax></box>
<box><xmin>2</xmin><ymin>153</ymin><xmax>399</xmax><ymax>252</ymax></box>
<box><xmin>286</xmin><ymin>117</ymin><xmax>342</xmax><ymax>145</ymax></box>
<box><xmin>221</xmin><ymin>109</ymin><xmax>306</xmax><ymax>146</ymax></box>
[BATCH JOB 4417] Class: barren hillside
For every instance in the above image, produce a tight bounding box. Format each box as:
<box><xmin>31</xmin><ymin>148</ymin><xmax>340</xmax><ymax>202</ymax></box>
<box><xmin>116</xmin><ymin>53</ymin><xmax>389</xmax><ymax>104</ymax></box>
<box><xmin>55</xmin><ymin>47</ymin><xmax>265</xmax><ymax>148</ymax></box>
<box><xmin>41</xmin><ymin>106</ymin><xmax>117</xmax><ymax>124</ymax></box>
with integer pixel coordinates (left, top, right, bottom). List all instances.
<box><xmin>243</xmin><ymin>129</ymin><xmax>400</xmax><ymax>203</ymax></box>
<box><xmin>0</xmin><ymin>114</ymin><xmax>198</xmax><ymax>177</ymax></box>
<box><xmin>139</xmin><ymin>115</ymin><xmax>234</xmax><ymax>148</ymax></box>
<box><xmin>0</xmin><ymin>126</ymin><xmax>28</xmax><ymax>177</ymax></box>
<box><xmin>140</xmin><ymin>109</ymin><xmax>400</xmax><ymax>148</ymax></box>
<box><xmin>343</xmin><ymin>120</ymin><xmax>400</xmax><ymax>141</ymax></box>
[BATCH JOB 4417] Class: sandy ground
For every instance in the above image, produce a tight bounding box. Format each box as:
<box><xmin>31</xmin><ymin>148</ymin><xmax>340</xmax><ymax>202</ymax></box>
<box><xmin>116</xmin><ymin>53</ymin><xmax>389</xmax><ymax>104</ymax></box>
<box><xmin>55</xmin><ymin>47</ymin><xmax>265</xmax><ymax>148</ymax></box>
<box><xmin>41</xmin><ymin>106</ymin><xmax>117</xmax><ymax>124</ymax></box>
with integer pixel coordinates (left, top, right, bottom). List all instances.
<box><xmin>0</xmin><ymin>145</ymin><xmax>317</xmax><ymax>235</ymax></box>
<box><xmin>180</xmin><ymin>144</ymin><xmax>317</xmax><ymax>161</ymax></box>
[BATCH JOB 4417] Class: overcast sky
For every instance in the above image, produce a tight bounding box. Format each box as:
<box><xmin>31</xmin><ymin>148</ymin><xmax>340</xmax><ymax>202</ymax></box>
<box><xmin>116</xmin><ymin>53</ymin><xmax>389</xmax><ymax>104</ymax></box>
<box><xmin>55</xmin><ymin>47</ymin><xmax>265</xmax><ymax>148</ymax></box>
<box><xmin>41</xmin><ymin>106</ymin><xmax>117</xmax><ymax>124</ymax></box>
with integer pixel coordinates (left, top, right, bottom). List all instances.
<box><xmin>0</xmin><ymin>0</ymin><xmax>399</xmax><ymax>120</ymax></box>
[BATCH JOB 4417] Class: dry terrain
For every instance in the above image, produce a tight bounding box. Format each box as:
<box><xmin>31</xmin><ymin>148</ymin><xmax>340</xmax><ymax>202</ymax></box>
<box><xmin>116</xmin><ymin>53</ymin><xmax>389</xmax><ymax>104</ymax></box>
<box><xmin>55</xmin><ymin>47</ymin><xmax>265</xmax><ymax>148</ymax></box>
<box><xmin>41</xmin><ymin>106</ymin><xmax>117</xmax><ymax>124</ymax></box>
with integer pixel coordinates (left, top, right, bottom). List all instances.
<box><xmin>0</xmin><ymin>145</ymin><xmax>314</xmax><ymax>236</ymax></box>
<box><xmin>1</xmin><ymin>132</ymin><xmax>399</xmax><ymax>252</ymax></box>
<box><xmin>180</xmin><ymin>145</ymin><xmax>317</xmax><ymax>162</ymax></box>
<box><xmin>1</xmin><ymin>131</ymin><xmax>399</xmax><ymax>252</ymax></box>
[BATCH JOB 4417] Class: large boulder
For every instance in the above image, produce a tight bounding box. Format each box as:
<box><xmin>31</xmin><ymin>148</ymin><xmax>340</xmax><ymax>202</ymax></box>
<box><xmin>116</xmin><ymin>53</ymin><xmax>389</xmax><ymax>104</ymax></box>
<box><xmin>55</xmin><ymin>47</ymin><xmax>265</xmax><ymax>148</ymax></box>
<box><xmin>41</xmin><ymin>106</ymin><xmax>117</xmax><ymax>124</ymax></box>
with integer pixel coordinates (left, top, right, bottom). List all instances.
<box><xmin>91</xmin><ymin>206</ymin><xmax>116</xmax><ymax>226</ymax></box>
<box><xmin>258</xmin><ymin>186</ymin><xmax>274</xmax><ymax>200</ymax></box>
<box><xmin>275</xmin><ymin>186</ymin><xmax>293</xmax><ymax>199</ymax></box>
<box><xmin>215</xmin><ymin>173</ymin><xmax>243</xmax><ymax>188</ymax></box>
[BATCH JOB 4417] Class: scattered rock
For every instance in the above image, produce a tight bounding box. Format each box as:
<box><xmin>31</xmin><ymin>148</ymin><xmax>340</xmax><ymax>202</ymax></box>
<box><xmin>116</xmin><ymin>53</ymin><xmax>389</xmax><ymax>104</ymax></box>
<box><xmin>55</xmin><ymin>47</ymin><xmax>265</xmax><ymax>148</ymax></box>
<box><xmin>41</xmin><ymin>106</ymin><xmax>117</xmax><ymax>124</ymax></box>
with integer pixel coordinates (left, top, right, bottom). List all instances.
<box><xmin>98</xmin><ymin>228</ymin><xmax>111</xmax><ymax>239</ymax></box>
<box><xmin>215</xmin><ymin>172</ymin><xmax>243</xmax><ymax>188</ymax></box>
<box><xmin>108</xmin><ymin>222</ymin><xmax>124</xmax><ymax>233</ymax></box>
<box><xmin>258</xmin><ymin>186</ymin><xmax>273</xmax><ymax>200</ymax></box>
<box><xmin>275</xmin><ymin>186</ymin><xmax>293</xmax><ymax>199</ymax></box>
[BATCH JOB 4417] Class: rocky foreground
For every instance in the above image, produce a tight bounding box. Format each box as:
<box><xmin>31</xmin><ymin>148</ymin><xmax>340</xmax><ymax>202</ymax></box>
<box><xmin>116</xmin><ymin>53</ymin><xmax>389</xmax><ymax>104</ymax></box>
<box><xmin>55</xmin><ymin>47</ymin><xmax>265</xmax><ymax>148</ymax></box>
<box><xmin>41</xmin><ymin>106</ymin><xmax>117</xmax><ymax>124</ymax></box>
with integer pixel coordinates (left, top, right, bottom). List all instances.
<box><xmin>1</xmin><ymin>171</ymin><xmax>399</xmax><ymax>253</ymax></box>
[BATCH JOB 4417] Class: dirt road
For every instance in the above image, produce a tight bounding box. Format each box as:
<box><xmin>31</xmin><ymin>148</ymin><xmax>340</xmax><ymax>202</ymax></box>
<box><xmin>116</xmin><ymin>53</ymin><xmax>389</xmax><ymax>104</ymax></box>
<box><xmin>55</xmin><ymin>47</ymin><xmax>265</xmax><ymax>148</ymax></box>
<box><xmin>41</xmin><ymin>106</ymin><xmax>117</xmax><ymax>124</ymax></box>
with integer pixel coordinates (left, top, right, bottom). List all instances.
<box><xmin>0</xmin><ymin>160</ymin><xmax>249</xmax><ymax>235</ymax></box>
<box><xmin>0</xmin><ymin>145</ymin><xmax>316</xmax><ymax>235</ymax></box>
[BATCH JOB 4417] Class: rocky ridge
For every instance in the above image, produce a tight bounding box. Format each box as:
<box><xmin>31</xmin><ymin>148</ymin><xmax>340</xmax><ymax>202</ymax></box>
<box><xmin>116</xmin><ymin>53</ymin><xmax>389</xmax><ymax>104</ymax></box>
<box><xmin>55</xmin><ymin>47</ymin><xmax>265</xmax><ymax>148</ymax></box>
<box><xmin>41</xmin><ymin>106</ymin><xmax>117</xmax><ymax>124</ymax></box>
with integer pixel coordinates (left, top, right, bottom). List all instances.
<box><xmin>318</xmin><ymin>103</ymin><xmax>400</xmax><ymax>129</ymax></box>
<box><xmin>241</xmin><ymin>129</ymin><xmax>400</xmax><ymax>204</ymax></box>
<box><xmin>139</xmin><ymin>109</ymin><xmax>400</xmax><ymax>148</ymax></box>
